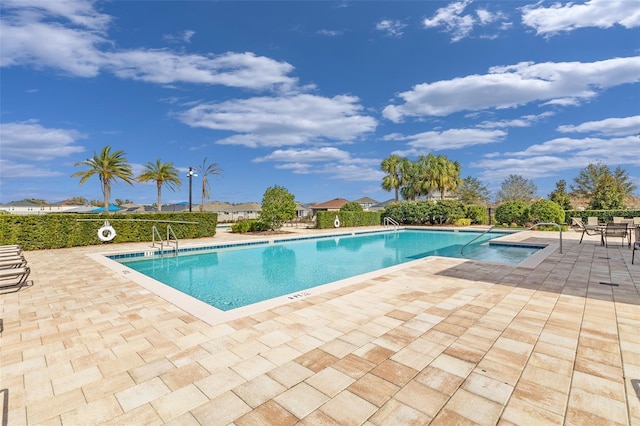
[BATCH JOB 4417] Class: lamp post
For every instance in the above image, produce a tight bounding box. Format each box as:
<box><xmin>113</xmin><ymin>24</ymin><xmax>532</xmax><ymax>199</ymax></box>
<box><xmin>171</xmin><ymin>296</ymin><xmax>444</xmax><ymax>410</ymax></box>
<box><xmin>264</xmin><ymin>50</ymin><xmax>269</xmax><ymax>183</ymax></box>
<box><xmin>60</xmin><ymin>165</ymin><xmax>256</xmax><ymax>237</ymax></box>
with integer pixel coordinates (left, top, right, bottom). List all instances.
<box><xmin>187</xmin><ymin>167</ymin><xmax>198</xmax><ymax>212</ymax></box>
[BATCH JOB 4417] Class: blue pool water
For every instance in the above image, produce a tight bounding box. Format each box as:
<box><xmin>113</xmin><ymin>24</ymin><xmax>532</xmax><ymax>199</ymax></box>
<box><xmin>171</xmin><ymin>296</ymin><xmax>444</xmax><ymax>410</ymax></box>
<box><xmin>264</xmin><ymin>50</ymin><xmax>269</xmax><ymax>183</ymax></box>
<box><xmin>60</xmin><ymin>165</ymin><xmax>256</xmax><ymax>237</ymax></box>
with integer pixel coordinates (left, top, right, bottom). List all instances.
<box><xmin>117</xmin><ymin>229</ymin><xmax>542</xmax><ymax>311</ymax></box>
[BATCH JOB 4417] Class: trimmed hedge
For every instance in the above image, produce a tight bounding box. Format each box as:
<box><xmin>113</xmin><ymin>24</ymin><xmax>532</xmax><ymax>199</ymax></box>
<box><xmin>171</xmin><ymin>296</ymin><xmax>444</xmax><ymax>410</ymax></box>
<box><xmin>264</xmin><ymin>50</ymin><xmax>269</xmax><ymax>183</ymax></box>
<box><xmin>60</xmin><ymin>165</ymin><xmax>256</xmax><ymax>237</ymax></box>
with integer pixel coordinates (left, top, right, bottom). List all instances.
<box><xmin>0</xmin><ymin>212</ymin><xmax>218</xmax><ymax>250</ymax></box>
<box><xmin>566</xmin><ymin>209</ymin><xmax>640</xmax><ymax>224</ymax></box>
<box><xmin>316</xmin><ymin>211</ymin><xmax>381</xmax><ymax>229</ymax></box>
<box><xmin>381</xmin><ymin>200</ymin><xmax>474</xmax><ymax>226</ymax></box>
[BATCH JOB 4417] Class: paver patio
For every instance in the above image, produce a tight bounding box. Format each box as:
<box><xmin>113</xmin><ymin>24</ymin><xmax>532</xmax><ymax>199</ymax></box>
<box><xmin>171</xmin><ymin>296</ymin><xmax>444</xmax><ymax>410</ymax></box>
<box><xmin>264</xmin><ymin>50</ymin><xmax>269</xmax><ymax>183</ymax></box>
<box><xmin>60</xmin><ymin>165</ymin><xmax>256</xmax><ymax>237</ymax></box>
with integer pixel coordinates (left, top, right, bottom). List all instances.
<box><xmin>1</xmin><ymin>227</ymin><xmax>639</xmax><ymax>425</ymax></box>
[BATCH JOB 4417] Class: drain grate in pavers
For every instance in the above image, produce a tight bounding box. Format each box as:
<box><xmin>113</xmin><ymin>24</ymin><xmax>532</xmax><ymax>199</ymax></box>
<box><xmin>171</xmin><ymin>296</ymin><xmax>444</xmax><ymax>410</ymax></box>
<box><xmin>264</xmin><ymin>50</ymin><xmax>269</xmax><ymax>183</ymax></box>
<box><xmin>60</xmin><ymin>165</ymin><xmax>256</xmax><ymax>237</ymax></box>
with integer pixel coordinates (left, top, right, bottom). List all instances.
<box><xmin>599</xmin><ymin>281</ymin><xmax>620</xmax><ymax>286</ymax></box>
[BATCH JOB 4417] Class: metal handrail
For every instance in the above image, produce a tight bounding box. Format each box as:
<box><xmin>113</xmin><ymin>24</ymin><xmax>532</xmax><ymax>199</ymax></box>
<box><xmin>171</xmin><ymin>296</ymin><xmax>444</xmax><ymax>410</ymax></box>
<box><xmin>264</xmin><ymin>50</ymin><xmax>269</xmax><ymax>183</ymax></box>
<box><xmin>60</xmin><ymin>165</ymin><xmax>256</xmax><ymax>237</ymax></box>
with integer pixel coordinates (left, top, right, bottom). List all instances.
<box><xmin>528</xmin><ymin>222</ymin><xmax>563</xmax><ymax>254</ymax></box>
<box><xmin>166</xmin><ymin>225</ymin><xmax>179</xmax><ymax>254</ymax></box>
<box><xmin>151</xmin><ymin>225</ymin><xmax>163</xmax><ymax>252</ymax></box>
<box><xmin>460</xmin><ymin>226</ymin><xmax>494</xmax><ymax>256</ymax></box>
<box><xmin>383</xmin><ymin>217</ymin><xmax>400</xmax><ymax>230</ymax></box>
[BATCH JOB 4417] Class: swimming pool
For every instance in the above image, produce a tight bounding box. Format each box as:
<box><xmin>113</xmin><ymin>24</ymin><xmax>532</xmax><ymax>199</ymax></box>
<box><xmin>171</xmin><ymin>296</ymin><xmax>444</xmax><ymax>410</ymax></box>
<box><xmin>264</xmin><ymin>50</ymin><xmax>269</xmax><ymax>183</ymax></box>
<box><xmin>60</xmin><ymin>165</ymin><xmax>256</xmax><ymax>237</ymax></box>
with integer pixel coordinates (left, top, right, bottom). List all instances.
<box><xmin>114</xmin><ymin>229</ymin><xmax>544</xmax><ymax>311</ymax></box>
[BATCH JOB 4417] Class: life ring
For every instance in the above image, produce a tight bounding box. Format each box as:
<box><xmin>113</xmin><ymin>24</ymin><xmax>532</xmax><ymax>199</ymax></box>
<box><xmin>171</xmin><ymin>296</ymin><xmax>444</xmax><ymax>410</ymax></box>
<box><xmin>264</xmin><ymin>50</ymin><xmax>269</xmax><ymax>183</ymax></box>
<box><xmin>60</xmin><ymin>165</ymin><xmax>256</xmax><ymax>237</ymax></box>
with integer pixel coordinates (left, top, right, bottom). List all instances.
<box><xmin>98</xmin><ymin>221</ymin><xmax>116</xmax><ymax>242</ymax></box>
<box><xmin>334</xmin><ymin>216</ymin><xmax>340</xmax><ymax>228</ymax></box>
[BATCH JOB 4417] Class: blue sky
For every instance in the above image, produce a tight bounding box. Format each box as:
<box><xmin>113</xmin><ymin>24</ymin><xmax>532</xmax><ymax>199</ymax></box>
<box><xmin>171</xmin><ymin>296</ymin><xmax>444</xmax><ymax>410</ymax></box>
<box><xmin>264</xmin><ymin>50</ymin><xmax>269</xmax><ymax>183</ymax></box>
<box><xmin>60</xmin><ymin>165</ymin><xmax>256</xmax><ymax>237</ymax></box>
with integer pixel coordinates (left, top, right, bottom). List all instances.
<box><xmin>1</xmin><ymin>0</ymin><xmax>639</xmax><ymax>206</ymax></box>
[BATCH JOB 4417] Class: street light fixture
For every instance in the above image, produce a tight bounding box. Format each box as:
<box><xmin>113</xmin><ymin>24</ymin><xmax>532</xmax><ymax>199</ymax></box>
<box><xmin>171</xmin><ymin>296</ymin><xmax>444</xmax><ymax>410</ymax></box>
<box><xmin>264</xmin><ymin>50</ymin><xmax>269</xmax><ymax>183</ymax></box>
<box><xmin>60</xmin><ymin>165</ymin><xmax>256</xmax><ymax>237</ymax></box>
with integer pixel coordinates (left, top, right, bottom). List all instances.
<box><xmin>187</xmin><ymin>167</ymin><xmax>198</xmax><ymax>212</ymax></box>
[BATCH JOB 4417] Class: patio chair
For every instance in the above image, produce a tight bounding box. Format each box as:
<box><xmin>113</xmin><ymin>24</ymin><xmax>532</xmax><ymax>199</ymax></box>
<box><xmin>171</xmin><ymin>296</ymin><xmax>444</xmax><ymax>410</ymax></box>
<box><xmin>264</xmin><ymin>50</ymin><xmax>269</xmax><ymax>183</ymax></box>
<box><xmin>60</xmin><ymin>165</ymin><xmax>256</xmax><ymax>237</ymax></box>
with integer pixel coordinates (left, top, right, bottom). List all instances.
<box><xmin>0</xmin><ymin>266</ymin><xmax>31</xmax><ymax>291</ymax></box>
<box><xmin>587</xmin><ymin>217</ymin><xmax>599</xmax><ymax>226</ymax></box>
<box><xmin>633</xmin><ymin>228</ymin><xmax>640</xmax><ymax>264</ymax></box>
<box><xmin>613</xmin><ymin>216</ymin><xmax>623</xmax><ymax>224</ymax></box>
<box><xmin>603</xmin><ymin>222</ymin><xmax>630</xmax><ymax>247</ymax></box>
<box><xmin>633</xmin><ymin>217</ymin><xmax>640</xmax><ymax>225</ymax></box>
<box><xmin>0</xmin><ymin>256</ymin><xmax>27</xmax><ymax>269</ymax></box>
<box><xmin>571</xmin><ymin>217</ymin><xmax>602</xmax><ymax>244</ymax></box>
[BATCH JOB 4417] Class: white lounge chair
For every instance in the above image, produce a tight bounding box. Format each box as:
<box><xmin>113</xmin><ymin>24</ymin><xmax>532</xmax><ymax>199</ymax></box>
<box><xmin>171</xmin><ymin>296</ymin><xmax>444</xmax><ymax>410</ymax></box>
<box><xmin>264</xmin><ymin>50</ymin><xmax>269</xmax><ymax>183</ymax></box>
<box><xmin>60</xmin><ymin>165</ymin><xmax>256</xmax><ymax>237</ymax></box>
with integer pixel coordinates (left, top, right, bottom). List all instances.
<box><xmin>0</xmin><ymin>266</ymin><xmax>31</xmax><ymax>291</ymax></box>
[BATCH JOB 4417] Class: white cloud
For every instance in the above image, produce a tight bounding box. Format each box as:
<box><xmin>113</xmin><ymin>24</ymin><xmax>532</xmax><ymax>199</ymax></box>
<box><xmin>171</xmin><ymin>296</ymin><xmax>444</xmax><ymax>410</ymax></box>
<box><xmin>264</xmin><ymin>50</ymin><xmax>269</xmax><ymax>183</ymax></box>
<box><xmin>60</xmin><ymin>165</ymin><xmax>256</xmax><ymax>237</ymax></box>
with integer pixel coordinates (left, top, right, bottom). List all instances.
<box><xmin>478</xmin><ymin>112</ymin><xmax>555</xmax><ymax>129</ymax></box>
<box><xmin>2</xmin><ymin>0</ymin><xmax>111</xmax><ymax>31</ymax></box>
<box><xmin>0</xmin><ymin>1</ymin><xmax>299</xmax><ymax>91</ymax></box>
<box><xmin>317</xmin><ymin>29</ymin><xmax>343</xmax><ymax>37</ymax></box>
<box><xmin>179</xmin><ymin>94</ymin><xmax>377</xmax><ymax>148</ymax></box>
<box><xmin>0</xmin><ymin>159</ymin><xmax>64</xmax><ymax>179</ymax></box>
<box><xmin>556</xmin><ymin>115</ymin><xmax>640</xmax><ymax>136</ymax></box>
<box><xmin>254</xmin><ymin>147</ymin><xmax>351</xmax><ymax>163</ymax></box>
<box><xmin>164</xmin><ymin>30</ymin><xmax>196</xmax><ymax>43</ymax></box>
<box><xmin>423</xmin><ymin>0</ymin><xmax>508</xmax><ymax>42</ymax></box>
<box><xmin>0</xmin><ymin>120</ymin><xmax>86</xmax><ymax>161</ymax></box>
<box><xmin>472</xmin><ymin>134</ymin><xmax>640</xmax><ymax>183</ymax></box>
<box><xmin>383</xmin><ymin>56</ymin><xmax>640</xmax><ymax>122</ymax></box>
<box><xmin>106</xmin><ymin>50</ymin><xmax>297</xmax><ymax>90</ymax></box>
<box><xmin>521</xmin><ymin>0</ymin><xmax>640</xmax><ymax>36</ymax></box>
<box><xmin>386</xmin><ymin>128</ymin><xmax>506</xmax><ymax>152</ymax></box>
<box><xmin>375</xmin><ymin>19</ymin><xmax>407</xmax><ymax>38</ymax></box>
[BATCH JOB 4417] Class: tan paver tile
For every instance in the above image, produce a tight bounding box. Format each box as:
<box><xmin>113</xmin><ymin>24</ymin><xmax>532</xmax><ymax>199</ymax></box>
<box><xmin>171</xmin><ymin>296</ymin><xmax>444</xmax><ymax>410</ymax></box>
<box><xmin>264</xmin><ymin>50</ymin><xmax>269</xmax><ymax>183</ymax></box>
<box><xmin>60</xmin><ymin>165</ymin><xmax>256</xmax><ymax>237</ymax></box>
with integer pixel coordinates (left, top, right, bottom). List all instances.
<box><xmin>462</xmin><ymin>371</ymin><xmax>514</xmax><ymax>405</ymax></box>
<box><xmin>273</xmin><ymin>382</ymin><xmax>329</xmax><ymax>419</ymax></box>
<box><xmin>319</xmin><ymin>389</ymin><xmax>378</xmax><ymax>425</ymax></box>
<box><xmin>415</xmin><ymin>365</ymin><xmax>465</xmax><ymax>396</ymax></box>
<box><xmin>191</xmin><ymin>390</ymin><xmax>252</xmax><ymax>426</ymax></box>
<box><xmin>305</xmin><ymin>366</ymin><xmax>355</xmax><ymax>397</ymax></box>
<box><xmin>370</xmin><ymin>398</ymin><xmax>433</xmax><ymax>425</ymax></box>
<box><xmin>235</xmin><ymin>400</ymin><xmax>298</xmax><ymax>426</ymax></box>
<box><xmin>566</xmin><ymin>387</ymin><xmax>628</xmax><ymax>425</ymax></box>
<box><xmin>231</xmin><ymin>354</ymin><xmax>277</xmax><ymax>380</ymax></box>
<box><xmin>82</xmin><ymin>371</ymin><xmax>136</xmax><ymax>403</ymax></box>
<box><xmin>129</xmin><ymin>357</ymin><xmax>175</xmax><ymax>384</ymax></box>
<box><xmin>100</xmin><ymin>403</ymin><xmax>164</xmax><ymax>426</ymax></box>
<box><xmin>267</xmin><ymin>360</ymin><xmax>314</xmax><ymax>388</ymax></box>
<box><xmin>365</xmin><ymin>358</ymin><xmax>413</xmax><ymax>385</ymax></box>
<box><xmin>295</xmin><ymin>348</ymin><xmax>338</xmax><ymax>372</ymax></box>
<box><xmin>297</xmin><ymin>410</ymin><xmax>343</xmax><ymax>425</ymax></box>
<box><xmin>195</xmin><ymin>367</ymin><xmax>246</xmax><ymax>399</ymax></box>
<box><xmin>446</xmin><ymin>388</ymin><xmax>503</xmax><ymax>425</ymax></box>
<box><xmin>394</xmin><ymin>380</ymin><xmax>448</xmax><ymax>417</ymax></box>
<box><xmin>348</xmin><ymin>372</ymin><xmax>399</xmax><ymax>407</ymax></box>
<box><xmin>114</xmin><ymin>377</ymin><xmax>171</xmax><ymax>413</ymax></box>
<box><xmin>26</xmin><ymin>389</ymin><xmax>86</xmax><ymax>424</ymax></box>
<box><xmin>151</xmin><ymin>383</ymin><xmax>209</xmax><ymax>422</ymax></box>
<box><xmin>501</xmin><ymin>398</ymin><xmax>564</xmax><ymax>425</ymax></box>
<box><xmin>353</xmin><ymin>343</ymin><xmax>394</xmax><ymax>364</ymax></box>
<box><xmin>233</xmin><ymin>374</ymin><xmax>287</xmax><ymax>408</ymax></box>
<box><xmin>59</xmin><ymin>395</ymin><xmax>123</xmax><ymax>424</ymax></box>
<box><xmin>160</xmin><ymin>360</ymin><xmax>211</xmax><ymax>391</ymax></box>
<box><xmin>430</xmin><ymin>353</ymin><xmax>475</xmax><ymax>379</ymax></box>
<box><xmin>333</xmin><ymin>353</ymin><xmax>377</xmax><ymax>381</ymax></box>
<box><xmin>510</xmin><ymin>379</ymin><xmax>568</xmax><ymax>416</ymax></box>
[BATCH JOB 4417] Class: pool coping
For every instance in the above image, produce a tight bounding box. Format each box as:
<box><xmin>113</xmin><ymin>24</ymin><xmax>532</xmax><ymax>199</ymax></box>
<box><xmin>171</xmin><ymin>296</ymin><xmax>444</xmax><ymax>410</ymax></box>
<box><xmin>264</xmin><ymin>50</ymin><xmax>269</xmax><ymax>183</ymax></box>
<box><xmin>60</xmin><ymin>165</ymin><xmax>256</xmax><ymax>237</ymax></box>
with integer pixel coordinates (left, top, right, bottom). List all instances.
<box><xmin>88</xmin><ymin>227</ymin><xmax>557</xmax><ymax>325</ymax></box>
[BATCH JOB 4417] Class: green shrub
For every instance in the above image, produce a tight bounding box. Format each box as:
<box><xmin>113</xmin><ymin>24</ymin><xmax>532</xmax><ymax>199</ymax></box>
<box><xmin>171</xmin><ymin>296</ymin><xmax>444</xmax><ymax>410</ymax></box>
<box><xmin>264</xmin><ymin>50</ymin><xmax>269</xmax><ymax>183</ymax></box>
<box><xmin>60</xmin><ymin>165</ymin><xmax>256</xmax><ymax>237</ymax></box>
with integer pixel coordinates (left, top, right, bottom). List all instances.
<box><xmin>465</xmin><ymin>205</ymin><xmax>487</xmax><ymax>225</ymax></box>
<box><xmin>316</xmin><ymin>211</ymin><xmax>381</xmax><ymax>228</ymax></box>
<box><xmin>231</xmin><ymin>220</ymin><xmax>253</xmax><ymax>233</ymax></box>
<box><xmin>454</xmin><ymin>218</ymin><xmax>471</xmax><ymax>226</ymax></box>
<box><xmin>340</xmin><ymin>201</ymin><xmax>363</xmax><ymax>212</ymax></box>
<box><xmin>529</xmin><ymin>199</ymin><xmax>565</xmax><ymax>225</ymax></box>
<box><xmin>430</xmin><ymin>200</ymin><xmax>465</xmax><ymax>225</ymax></box>
<box><xmin>565</xmin><ymin>209</ymin><xmax>640</xmax><ymax>224</ymax></box>
<box><xmin>0</xmin><ymin>212</ymin><xmax>217</xmax><ymax>250</ymax></box>
<box><xmin>495</xmin><ymin>201</ymin><xmax>530</xmax><ymax>227</ymax></box>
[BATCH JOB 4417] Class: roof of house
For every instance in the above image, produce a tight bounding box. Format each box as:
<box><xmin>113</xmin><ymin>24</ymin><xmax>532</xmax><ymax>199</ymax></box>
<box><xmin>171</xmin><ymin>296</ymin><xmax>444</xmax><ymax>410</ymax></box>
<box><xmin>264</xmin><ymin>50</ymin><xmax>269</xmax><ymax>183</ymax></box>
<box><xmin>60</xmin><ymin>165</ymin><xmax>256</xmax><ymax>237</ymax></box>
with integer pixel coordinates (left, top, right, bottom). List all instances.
<box><xmin>311</xmin><ymin>198</ymin><xmax>350</xmax><ymax>209</ymax></box>
<box><xmin>353</xmin><ymin>197</ymin><xmax>378</xmax><ymax>204</ymax></box>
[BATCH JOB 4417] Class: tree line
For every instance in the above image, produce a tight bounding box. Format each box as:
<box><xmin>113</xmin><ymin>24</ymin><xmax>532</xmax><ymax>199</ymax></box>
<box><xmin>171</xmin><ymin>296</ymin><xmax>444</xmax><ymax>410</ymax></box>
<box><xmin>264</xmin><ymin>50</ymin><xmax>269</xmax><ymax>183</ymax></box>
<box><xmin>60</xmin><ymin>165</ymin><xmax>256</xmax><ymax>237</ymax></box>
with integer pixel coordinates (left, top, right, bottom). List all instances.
<box><xmin>72</xmin><ymin>146</ymin><xmax>222</xmax><ymax>213</ymax></box>
<box><xmin>381</xmin><ymin>154</ymin><xmax>637</xmax><ymax>209</ymax></box>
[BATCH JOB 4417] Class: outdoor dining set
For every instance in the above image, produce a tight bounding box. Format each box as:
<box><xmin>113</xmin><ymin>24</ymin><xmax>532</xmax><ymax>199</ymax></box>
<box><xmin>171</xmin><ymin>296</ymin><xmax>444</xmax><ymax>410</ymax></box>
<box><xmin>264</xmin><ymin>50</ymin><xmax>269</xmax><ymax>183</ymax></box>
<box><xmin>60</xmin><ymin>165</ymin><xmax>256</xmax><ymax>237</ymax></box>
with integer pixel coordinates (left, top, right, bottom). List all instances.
<box><xmin>571</xmin><ymin>216</ymin><xmax>640</xmax><ymax>264</ymax></box>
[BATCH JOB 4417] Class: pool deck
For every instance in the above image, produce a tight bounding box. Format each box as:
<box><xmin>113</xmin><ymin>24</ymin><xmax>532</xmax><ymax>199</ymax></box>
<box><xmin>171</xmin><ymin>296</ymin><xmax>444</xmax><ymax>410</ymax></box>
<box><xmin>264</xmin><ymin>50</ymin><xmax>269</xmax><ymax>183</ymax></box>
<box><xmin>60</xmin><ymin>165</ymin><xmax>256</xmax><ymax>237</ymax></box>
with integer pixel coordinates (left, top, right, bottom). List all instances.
<box><xmin>1</xmin><ymin>226</ymin><xmax>639</xmax><ymax>425</ymax></box>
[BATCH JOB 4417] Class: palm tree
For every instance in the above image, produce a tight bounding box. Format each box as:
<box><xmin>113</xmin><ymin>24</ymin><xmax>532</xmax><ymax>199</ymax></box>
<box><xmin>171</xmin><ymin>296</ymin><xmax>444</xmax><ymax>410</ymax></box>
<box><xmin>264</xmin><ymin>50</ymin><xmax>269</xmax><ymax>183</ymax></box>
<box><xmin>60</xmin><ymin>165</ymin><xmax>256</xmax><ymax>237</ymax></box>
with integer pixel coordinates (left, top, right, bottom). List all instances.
<box><xmin>198</xmin><ymin>158</ymin><xmax>223</xmax><ymax>212</ymax></box>
<box><xmin>72</xmin><ymin>146</ymin><xmax>134</xmax><ymax>213</ymax></box>
<box><xmin>381</xmin><ymin>154</ymin><xmax>405</xmax><ymax>201</ymax></box>
<box><xmin>432</xmin><ymin>156</ymin><xmax>461</xmax><ymax>200</ymax></box>
<box><xmin>136</xmin><ymin>158</ymin><xmax>182</xmax><ymax>212</ymax></box>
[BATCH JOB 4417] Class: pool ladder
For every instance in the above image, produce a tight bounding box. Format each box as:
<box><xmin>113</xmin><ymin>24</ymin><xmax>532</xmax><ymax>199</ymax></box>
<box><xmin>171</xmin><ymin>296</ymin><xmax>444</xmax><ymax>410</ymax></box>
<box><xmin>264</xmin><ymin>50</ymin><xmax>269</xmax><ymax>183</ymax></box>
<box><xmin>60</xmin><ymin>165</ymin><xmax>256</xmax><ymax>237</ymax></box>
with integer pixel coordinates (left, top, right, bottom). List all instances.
<box><xmin>152</xmin><ymin>225</ymin><xmax>179</xmax><ymax>255</ymax></box>
<box><xmin>383</xmin><ymin>216</ymin><xmax>400</xmax><ymax>231</ymax></box>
